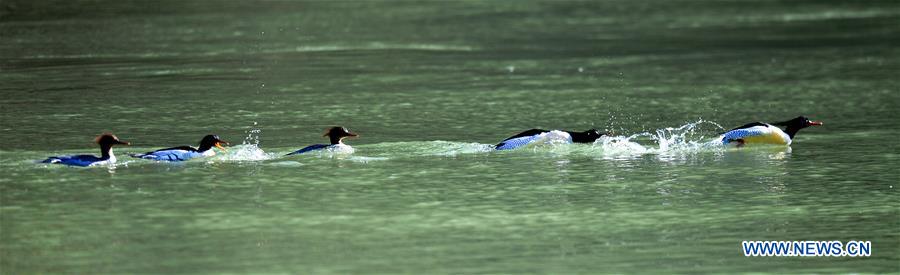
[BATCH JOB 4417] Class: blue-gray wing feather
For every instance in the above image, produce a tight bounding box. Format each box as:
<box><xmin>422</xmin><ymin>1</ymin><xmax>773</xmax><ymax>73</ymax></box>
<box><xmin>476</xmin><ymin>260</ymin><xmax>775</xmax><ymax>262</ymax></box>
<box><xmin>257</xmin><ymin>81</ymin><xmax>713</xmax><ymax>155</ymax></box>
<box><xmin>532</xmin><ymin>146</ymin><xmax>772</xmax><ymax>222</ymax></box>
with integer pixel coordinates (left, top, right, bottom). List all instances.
<box><xmin>287</xmin><ymin>144</ymin><xmax>330</xmax><ymax>155</ymax></box>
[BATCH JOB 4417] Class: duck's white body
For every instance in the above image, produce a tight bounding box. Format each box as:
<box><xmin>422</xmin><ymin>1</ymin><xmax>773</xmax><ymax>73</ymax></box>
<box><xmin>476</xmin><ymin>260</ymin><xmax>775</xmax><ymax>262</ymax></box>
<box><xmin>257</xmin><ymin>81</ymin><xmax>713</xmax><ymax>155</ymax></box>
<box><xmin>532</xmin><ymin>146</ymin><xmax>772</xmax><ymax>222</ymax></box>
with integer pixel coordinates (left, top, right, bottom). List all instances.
<box><xmin>720</xmin><ymin>124</ymin><xmax>792</xmax><ymax>146</ymax></box>
<box><xmin>328</xmin><ymin>143</ymin><xmax>355</xmax><ymax>154</ymax></box>
<box><xmin>90</xmin><ymin>151</ymin><xmax>117</xmax><ymax>166</ymax></box>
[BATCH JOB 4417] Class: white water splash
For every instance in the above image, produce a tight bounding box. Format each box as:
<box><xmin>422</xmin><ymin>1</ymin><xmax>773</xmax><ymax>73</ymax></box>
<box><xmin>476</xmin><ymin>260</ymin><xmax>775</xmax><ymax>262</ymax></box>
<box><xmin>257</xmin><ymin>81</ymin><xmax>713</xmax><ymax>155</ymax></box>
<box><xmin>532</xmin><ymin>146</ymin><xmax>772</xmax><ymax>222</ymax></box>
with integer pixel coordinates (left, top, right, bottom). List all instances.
<box><xmin>591</xmin><ymin>120</ymin><xmax>727</xmax><ymax>156</ymax></box>
<box><xmin>649</xmin><ymin>119</ymin><xmax>725</xmax><ymax>152</ymax></box>
<box><xmin>244</xmin><ymin>122</ymin><xmax>262</xmax><ymax>147</ymax></box>
<box><xmin>214</xmin><ymin>122</ymin><xmax>275</xmax><ymax>161</ymax></box>
<box><xmin>595</xmin><ymin>135</ymin><xmax>652</xmax><ymax>156</ymax></box>
<box><xmin>215</xmin><ymin>144</ymin><xmax>273</xmax><ymax>161</ymax></box>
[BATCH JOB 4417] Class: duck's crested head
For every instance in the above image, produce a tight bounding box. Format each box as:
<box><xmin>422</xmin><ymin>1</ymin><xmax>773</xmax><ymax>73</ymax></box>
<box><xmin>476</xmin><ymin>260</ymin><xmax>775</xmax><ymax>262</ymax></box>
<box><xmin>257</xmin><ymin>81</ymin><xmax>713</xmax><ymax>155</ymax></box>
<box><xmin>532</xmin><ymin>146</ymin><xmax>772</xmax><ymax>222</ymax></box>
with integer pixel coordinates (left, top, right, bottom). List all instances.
<box><xmin>199</xmin><ymin>134</ymin><xmax>229</xmax><ymax>151</ymax></box>
<box><xmin>324</xmin><ymin>126</ymin><xmax>358</xmax><ymax>139</ymax></box>
<box><xmin>95</xmin><ymin>133</ymin><xmax>129</xmax><ymax>146</ymax></box>
<box><xmin>773</xmin><ymin>116</ymin><xmax>823</xmax><ymax>129</ymax></box>
<box><xmin>324</xmin><ymin>126</ymin><xmax>357</xmax><ymax>144</ymax></box>
<box><xmin>572</xmin><ymin>129</ymin><xmax>605</xmax><ymax>143</ymax></box>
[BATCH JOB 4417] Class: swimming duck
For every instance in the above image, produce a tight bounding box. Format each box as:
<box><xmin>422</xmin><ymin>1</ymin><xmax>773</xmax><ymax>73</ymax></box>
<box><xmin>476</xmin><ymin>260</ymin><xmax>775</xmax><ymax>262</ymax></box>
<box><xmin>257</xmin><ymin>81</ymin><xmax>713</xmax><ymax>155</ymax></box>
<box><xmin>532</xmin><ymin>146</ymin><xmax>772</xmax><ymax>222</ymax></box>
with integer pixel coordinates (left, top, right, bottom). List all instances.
<box><xmin>495</xmin><ymin>128</ymin><xmax>605</xmax><ymax>150</ymax></box>
<box><xmin>719</xmin><ymin>116</ymin><xmax>823</xmax><ymax>146</ymax></box>
<box><xmin>130</xmin><ymin>135</ymin><xmax>228</xmax><ymax>161</ymax></box>
<box><xmin>287</xmin><ymin>126</ymin><xmax>357</xmax><ymax>155</ymax></box>
<box><xmin>41</xmin><ymin>134</ymin><xmax>130</xmax><ymax>167</ymax></box>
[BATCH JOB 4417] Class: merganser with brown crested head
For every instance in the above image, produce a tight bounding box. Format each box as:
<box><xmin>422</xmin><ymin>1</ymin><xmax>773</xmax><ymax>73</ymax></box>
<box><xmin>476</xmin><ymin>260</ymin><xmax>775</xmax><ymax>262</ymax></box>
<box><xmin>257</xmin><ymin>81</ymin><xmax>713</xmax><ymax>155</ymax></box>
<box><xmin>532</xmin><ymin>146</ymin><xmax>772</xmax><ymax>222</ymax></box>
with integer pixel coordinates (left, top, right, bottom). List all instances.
<box><xmin>719</xmin><ymin>116</ymin><xmax>823</xmax><ymax>147</ymax></box>
<box><xmin>287</xmin><ymin>126</ymin><xmax>357</xmax><ymax>155</ymax></box>
<box><xmin>41</xmin><ymin>134</ymin><xmax>130</xmax><ymax>167</ymax></box>
<box><xmin>130</xmin><ymin>134</ymin><xmax>229</xmax><ymax>161</ymax></box>
<box><xmin>495</xmin><ymin>128</ymin><xmax>605</xmax><ymax>150</ymax></box>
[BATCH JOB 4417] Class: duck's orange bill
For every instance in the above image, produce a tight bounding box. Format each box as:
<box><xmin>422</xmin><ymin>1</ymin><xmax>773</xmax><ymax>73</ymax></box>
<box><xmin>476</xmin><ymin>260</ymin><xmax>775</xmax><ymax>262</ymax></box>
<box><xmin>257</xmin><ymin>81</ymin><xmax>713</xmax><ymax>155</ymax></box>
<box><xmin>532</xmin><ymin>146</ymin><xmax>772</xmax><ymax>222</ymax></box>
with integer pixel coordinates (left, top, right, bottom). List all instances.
<box><xmin>215</xmin><ymin>142</ymin><xmax>228</xmax><ymax>151</ymax></box>
<box><xmin>809</xmin><ymin>121</ymin><xmax>824</xmax><ymax>126</ymax></box>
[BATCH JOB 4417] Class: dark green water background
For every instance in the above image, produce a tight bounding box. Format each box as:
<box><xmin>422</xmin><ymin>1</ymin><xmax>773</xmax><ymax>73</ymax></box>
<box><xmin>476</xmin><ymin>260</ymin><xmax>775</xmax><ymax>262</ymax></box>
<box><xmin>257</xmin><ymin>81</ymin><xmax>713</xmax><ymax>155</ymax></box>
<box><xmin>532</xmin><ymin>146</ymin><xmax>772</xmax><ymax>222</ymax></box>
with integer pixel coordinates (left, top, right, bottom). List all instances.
<box><xmin>1</xmin><ymin>1</ymin><xmax>898</xmax><ymax>273</ymax></box>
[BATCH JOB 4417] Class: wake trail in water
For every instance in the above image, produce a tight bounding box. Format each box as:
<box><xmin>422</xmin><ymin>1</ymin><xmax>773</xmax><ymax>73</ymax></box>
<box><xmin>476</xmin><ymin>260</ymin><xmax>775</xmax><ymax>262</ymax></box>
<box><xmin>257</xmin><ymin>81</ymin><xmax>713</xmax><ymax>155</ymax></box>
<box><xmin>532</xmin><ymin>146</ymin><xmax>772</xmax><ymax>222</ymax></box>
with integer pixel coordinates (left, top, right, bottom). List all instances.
<box><xmin>199</xmin><ymin>120</ymin><xmax>734</xmax><ymax>163</ymax></box>
<box><xmin>288</xmin><ymin>120</ymin><xmax>729</xmax><ymax>160</ymax></box>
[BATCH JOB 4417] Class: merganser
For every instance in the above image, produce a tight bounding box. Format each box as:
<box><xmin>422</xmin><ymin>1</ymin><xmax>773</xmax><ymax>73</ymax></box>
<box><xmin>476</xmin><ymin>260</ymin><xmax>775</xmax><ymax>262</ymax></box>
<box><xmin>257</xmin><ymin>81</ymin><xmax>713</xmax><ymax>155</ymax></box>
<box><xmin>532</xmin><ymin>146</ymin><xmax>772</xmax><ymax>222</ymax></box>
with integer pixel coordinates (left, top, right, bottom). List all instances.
<box><xmin>130</xmin><ymin>135</ymin><xmax>229</xmax><ymax>161</ymax></box>
<box><xmin>495</xmin><ymin>128</ymin><xmax>605</xmax><ymax>150</ymax></box>
<box><xmin>719</xmin><ymin>116</ymin><xmax>823</xmax><ymax>146</ymax></box>
<box><xmin>287</xmin><ymin>126</ymin><xmax>357</xmax><ymax>155</ymax></box>
<box><xmin>41</xmin><ymin>134</ymin><xmax>130</xmax><ymax>167</ymax></box>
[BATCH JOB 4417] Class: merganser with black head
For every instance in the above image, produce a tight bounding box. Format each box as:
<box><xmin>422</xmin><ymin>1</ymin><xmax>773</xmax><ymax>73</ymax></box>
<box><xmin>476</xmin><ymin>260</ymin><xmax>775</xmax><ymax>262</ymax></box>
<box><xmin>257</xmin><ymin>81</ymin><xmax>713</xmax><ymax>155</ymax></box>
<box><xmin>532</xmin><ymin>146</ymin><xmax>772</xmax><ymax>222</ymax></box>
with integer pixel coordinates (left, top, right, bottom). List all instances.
<box><xmin>287</xmin><ymin>126</ymin><xmax>357</xmax><ymax>155</ymax></box>
<box><xmin>719</xmin><ymin>116</ymin><xmax>823</xmax><ymax>147</ymax></box>
<box><xmin>41</xmin><ymin>134</ymin><xmax>130</xmax><ymax>167</ymax></box>
<box><xmin>495</xmin><ymin>128</ymin><xmax>605</xmax><ymax>150</ymax></box>
<box><xmin>131</xmin><ymin>135</ymin><xmax>229</xmax><ymax>161</ymax></box>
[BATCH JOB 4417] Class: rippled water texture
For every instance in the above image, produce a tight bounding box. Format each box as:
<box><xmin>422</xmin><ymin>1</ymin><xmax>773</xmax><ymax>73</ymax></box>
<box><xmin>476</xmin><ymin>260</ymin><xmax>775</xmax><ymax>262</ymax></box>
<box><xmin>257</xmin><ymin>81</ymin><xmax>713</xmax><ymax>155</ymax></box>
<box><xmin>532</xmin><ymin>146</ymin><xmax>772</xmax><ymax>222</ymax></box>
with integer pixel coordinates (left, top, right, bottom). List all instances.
<box><xmin>2</xmin><ymin>1</ymin><xmax>899</xmax><ymax>273</ymax></box>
